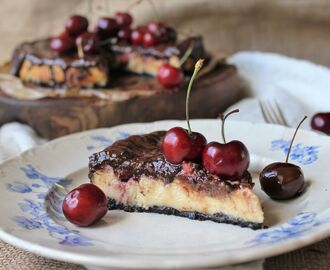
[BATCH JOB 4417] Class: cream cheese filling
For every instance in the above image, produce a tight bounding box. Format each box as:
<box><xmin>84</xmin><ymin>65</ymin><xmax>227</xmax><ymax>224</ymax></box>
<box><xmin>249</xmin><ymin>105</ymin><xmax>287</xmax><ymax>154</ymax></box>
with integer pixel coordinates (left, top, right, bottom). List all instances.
<box><xmin>91</xmin><ymin>168</ymin><xmax>264</xmax><ymax>224</ymax></box>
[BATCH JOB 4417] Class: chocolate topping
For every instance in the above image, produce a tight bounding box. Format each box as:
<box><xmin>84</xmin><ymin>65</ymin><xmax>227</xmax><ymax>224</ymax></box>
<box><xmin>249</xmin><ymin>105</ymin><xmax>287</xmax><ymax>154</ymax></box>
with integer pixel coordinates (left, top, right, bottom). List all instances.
<box><xmin>111</xmin><ymin>36</ymin><xmax>205</xmax><ymax>60</ymax></box>
<box><xmin>11</xmin><ymin>39</ymin><xmax>110</xmax><ymax>71</ymax></box>
<box><xmin>88</xmin><ymin>131</ymin><xmax>254</xmax><ymax>194</ymax></box>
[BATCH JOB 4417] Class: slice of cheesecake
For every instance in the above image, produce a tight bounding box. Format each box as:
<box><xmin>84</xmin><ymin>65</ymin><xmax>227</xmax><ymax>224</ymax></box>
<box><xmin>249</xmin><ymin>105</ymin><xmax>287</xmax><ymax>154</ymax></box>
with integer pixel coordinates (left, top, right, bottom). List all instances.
<box><xmin>89</xmin><ymin>132</ymin><xmax>264</xmax><ymax>229</ymax></box>
<box><xmin>112</xmin><ymin>36</ymin><xmax>206</xmax><ymax>76</ymax></box>
<box><xmin>11</xmin><ymin>39</ymin><xmax>110</xmax><ymax>89</ymax></box>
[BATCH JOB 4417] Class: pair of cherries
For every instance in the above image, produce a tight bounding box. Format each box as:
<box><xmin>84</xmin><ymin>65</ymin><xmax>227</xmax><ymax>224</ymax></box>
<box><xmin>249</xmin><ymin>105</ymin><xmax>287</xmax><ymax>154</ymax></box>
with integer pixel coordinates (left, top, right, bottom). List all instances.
<box><xmin>162</xmin><ymin>59</ymin><xmax>249</xmax><ymax>179</ymax></box>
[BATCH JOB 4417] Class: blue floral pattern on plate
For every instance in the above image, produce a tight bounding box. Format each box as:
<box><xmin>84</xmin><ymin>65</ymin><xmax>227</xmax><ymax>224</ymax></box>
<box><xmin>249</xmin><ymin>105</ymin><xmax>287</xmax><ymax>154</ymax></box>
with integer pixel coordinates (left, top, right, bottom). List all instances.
<box><xmin>87</xmin><ymin>131</ymin><xmax>131</xmax><ymax>151</ymax></box>
<box><xmin>247</xmin><ymin>212</ymin><xmax>330</xmax><ymax>246</ymax></box>
<box><xmin>7</xmin><ymin>165</ymin><xmax>92</xmax><ymax>247</ymax></box>
<box><xmin>271</xmin><ymin>139</ymin><xmax>319</xmax><ymax>165</ymax></box>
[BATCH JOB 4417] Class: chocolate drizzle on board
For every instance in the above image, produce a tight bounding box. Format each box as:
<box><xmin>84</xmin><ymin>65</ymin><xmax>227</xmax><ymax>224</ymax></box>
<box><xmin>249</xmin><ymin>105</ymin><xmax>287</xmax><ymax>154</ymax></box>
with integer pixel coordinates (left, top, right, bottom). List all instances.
<box><xmin>88</xmin><ymin>131</ymin><xmax>254</xmax><ymax>195</ymax></box>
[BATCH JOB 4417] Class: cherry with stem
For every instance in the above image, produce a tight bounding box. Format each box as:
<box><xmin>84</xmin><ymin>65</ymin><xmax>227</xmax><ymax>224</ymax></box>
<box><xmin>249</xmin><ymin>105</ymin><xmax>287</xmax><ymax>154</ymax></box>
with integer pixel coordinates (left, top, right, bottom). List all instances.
<box><xmin>162</xmin><ymin>59</ymin><xmax>207</xmax><ymax>164</ymax></box>
<box><xmin>259</xmin><ymin>116</ymin><xmax>307</xmax><ymax>200</ymax></box>
<box><xmin>202</xmin><ymin>109</ymin><xmax>250</xmax><ymax>179</ymax></box>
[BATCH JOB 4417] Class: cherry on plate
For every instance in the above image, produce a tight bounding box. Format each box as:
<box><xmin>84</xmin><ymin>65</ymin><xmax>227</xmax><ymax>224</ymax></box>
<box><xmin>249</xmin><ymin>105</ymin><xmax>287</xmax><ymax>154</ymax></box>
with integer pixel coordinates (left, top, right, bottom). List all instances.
<box><xmin>63</xmin><ymin>183</ymin><xmax>108</xmax><ymax>227</ymax></box>
<box><xmin>311</xmin><ymin>112</ymin><xmax>330</xmax><ymax>135</ymax></box>
<box><xmin>259</xmin><ymin>116</ymin><xmax>307</xmax><ymax>200</ymax></box>
<box><xmin>65</xmin><ymin>15</ymin><xmax>89</xmax><ymax>37</ymax></box>
<box><xmin>50</xmin><ymin>32</ymin><xmax>75</xmax><ymax>54</ymax></box>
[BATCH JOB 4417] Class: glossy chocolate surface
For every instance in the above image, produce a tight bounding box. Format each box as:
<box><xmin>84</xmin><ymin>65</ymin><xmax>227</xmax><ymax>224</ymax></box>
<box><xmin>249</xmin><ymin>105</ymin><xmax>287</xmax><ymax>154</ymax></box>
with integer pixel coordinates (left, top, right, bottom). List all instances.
<box><xmin>88</xmin><ymin>131</ymin><xmax>253</xmax><ymax>194</ymax></box>
<box><xmin>259</xmin><ymin>162</ymin><xmax>305</xmax><ymax>200</ymax></box>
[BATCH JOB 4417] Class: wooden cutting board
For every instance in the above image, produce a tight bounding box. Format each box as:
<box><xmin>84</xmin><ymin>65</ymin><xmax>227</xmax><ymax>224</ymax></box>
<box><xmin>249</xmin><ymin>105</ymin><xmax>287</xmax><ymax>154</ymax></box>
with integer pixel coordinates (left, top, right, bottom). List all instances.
<box><xmin>0</xmin><ymin>63</ymin><xmax>244</xmax><ymax>139</ymax></box>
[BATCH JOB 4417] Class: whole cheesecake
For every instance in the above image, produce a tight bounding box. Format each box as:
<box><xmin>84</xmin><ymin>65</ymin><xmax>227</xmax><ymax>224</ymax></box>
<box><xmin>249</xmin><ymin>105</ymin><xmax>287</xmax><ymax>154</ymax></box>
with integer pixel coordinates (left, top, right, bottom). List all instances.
<box><xmin>89</xmin><ymin>131</ymin><xmax>264</xmax><ymax>229</ymax></box>
<box><xmin>11</xmin><ymin>36</ymin><xmax>205</xmax><ymax>89</ymax></box>
<box><xmin>0</xmin><ymin>15</ymin><xmax>244</xmax><ymax>139</ymax></box>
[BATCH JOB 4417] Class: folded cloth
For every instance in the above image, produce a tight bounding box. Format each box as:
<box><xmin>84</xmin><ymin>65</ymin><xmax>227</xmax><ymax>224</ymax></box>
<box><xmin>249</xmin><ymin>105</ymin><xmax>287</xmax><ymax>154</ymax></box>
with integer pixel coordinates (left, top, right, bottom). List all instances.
<box><xmin>0</xmin><ymin>122</ymin><xmax>45</xmax><ymax>162</ymax></box>
<box><xmin>227</xmin><ymin>51</ymin><xmax>330</xmax><ymax>127</ymax></box>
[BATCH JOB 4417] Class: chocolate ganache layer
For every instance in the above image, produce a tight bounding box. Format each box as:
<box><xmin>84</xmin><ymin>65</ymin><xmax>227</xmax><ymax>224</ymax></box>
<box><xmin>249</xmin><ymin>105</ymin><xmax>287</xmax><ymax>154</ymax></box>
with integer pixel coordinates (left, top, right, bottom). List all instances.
<box><xmin>88</xmin><ymin>131</ymin><xmax>254</xmax><ymax>195</ymax></box>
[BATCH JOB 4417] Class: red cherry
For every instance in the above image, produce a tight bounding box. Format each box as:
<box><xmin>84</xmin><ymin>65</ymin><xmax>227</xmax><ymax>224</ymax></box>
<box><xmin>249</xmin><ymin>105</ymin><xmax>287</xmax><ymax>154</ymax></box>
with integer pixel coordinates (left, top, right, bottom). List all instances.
<box><xmin>115</xmin><ymin>12</ymin><xmax>133</xmax><ymax>26</ymax></box>
<box><xmin>202</xmin><ymin>109</ymin><xmax>250</xmax><ymax>179</ymax></box>
<box><xmin>147</xmin><ymin>22</ymin><xmax>166</xmax><ymax>36</ymax></box>
<box><xmin>96</xmin><ymin>17</ymin><xmax>118</xmax><ymax>39</ymax></box>
<box><xmin>63</xmin><ymin>183</ymin><xmax>108</xmax><ymax>227</ymax></box>
<box><xmin>259</xmin><ymin>116</ymin><xmax>307</xmax><ymax>200</ymax></box>
<box><xmin>157</xmin><ymin>64</ymin><xmax>184</xmax><ymax>88</ymax></box>
<box><xmin>131</xmin><ymin>28</ymin><xmax>145</xmax><ymax>45</ymax></box>
<box><xmin>143</xmin><ymin>31</ymin><xmax>159</xmax><ymax>47</ymax></box>
<box><xmin>162</xmin><ymin>127</ymin><xmax>206</xmax><ymax>164</ymax></box>
<box><xmin>311</xmin><ymin>112</ymin><xmax>330</xmax><ymax>135</ymax></box>
<box><xmin>117</xmin><ymin>27</ymin><xmax>131</xmax><ymax>42</ymax></box>
<box><xmin>202</xmin><ymin>141</ymin><xmax>250</xmax><ymax>179</ymax></box>
<box><xmin>76</xmin><ymin>32</ymin><xmax>100</xmax><ymax>54</ymax></box>
<box><xmin>50</xmin><ymin>32</ymin><xmax>75</xmax><ymax>54</ymax></box>
<box><xmin>65</xmin><ymin>15</ymin><xmax>89</xmax><ymax>37</ymax></box>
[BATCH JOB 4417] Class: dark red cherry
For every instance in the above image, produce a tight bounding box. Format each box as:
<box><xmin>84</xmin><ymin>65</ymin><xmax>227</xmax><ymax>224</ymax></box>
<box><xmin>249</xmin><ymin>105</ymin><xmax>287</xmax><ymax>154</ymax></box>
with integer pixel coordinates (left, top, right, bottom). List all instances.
<box><xmin>76</xmin><ymin>32</ymin><xmax>100</xmax><ymax>54</ymax></box>
<box><xmin>65</xmin><ymin>15</ymin><xmax>89</xmax><ymax>37</ymax></box>
<box><xmin>311</xmin><ymin>112</ymin><xmax>330</xmax><ymax>135</ymax></box>
<box><xmin>147</xmin><ymin>22</ymin><xmax>166</xmax><ymax>36</ymax></box>
<box><xmin>143</xmin><ymin>31</ymin><xmax>159</xmax><ymax>47</ymax></box>
<box><xmin>259</xmin><ymin>116</ymin><xmax>307</xmax><ymax>200</ymax></box>
<box><xmin>202</xmin><ymin>141</ymin><xmax>250</xmax><ymax>179</ymax></box>
<box><xmin>260</xmin><ymin>162</ymin><xmax>304</xmax><ymax>200</ymax></box>
<box><xmin>50</xmin><ymin>32</ymin><xmax>75</xmax><ymax>54</ymax></box>
<box><xmin>115</xmin><ymin>12</ymin><xmax>133</xmax><ymax>26</ymax></box>
<box><xmin>157</xmin><ymin>64</ymin><xmax>184</xmax><ymax>89</ymax></box>
<box><xmin>117</xmin><ymin>27</ymin><xmax>131</xmax><ymax>42</ymax></box>
<box><xmin>163</xmin><ymin>26</ymin><xmax>177</xmax><ymax>42</ymax></box>
<box><xmin>162</xmin><ymin>60</ymin><xmax>206</xmax><ymax>163</ymax></box>
<box><xmin>162</xmin><ymin>127</ymin><xmax>206</xmax><ymax>164</ymax></box>
<box><xmin>62</xmin><ymin>183</ymin><xmax>108</xmax><ymax>227</ymax></box>
<box><xmin>131</xmin><ymin>28</ymin><xmax>145</xmax><ymax>45</ymax></box>
<box><xmin>96</xmin><ymin>17</ymin><xmax>118</xmax><ymax>39</ymax></box>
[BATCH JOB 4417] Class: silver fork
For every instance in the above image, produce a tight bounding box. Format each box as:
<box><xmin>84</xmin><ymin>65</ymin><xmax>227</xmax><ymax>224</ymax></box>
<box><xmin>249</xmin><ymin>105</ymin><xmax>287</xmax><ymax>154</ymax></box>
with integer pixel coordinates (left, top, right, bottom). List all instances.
<box><xmin>258</xmin><ymin>99</ymin><xmax>289</xmax><ymax>127</ymax></box>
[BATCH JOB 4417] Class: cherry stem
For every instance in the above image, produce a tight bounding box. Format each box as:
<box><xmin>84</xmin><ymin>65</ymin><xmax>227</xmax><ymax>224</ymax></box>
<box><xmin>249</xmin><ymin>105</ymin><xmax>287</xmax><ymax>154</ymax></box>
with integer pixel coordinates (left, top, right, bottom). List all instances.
<box><xmin>127</xmin><ymin>0</ymin><xmax>144</xmax><ymax>12</ymax></box>
<box><xmin>179</xmin><ymin>44</ymin><xmax>193</xmax><ymax>67</ymax></box>
<box><xmin>147</xmin><ymin>0</ymin><xmax>160</xmax><ymax>21</ymax></box>
<box><xmin>186</xmin><ymin>59</ymin><xmax>204</xmax><ymax>135</ymax></box>
<box><xmin>87</xmin><ymin>0</ymin><xmax>93</xmax><ymax>18</ymax></box>
<box><xmin>77</xmin><ymin>39</ymin><xmax>84</xmax><ymax>59</ymax></box>
<box><xmin>220</xmin><ymin>109</ymin><xmax>239</xmax><ymax>143</ymax></box>
<box><xmin>285</xmin><ymin>116</ymin><xmax>307</xmax><ymax>163</ymax></box>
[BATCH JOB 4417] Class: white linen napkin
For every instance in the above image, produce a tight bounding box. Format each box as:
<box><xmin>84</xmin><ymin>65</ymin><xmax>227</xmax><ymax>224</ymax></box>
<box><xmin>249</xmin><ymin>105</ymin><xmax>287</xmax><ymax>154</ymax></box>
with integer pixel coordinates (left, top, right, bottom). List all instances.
<box><xmin>227</xmin><ymin>51</ymin><xmax>330</xmax><ymax>128</ymax></box>
<box><xmin>1</xmin><ymin>51</ymin><xmax>330</xmax><ymax>269</ymax></box>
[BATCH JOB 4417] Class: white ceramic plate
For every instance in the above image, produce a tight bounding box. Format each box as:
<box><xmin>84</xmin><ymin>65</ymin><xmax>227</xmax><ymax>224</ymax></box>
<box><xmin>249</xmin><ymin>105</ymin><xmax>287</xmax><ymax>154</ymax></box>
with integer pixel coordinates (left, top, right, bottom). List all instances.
<box><xmin>0</xmin><ymin>120</ymin><xmax>329</xmax><ymax>269</ymax></box>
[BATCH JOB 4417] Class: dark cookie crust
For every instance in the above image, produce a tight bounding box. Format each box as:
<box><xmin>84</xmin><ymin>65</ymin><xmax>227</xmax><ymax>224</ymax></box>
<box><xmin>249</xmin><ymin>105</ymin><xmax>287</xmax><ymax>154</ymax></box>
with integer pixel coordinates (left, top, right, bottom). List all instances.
<box><xmin>108</xmin><ymin>199</ymin><xmax>262</xmax><ymax>230</ymax></box>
